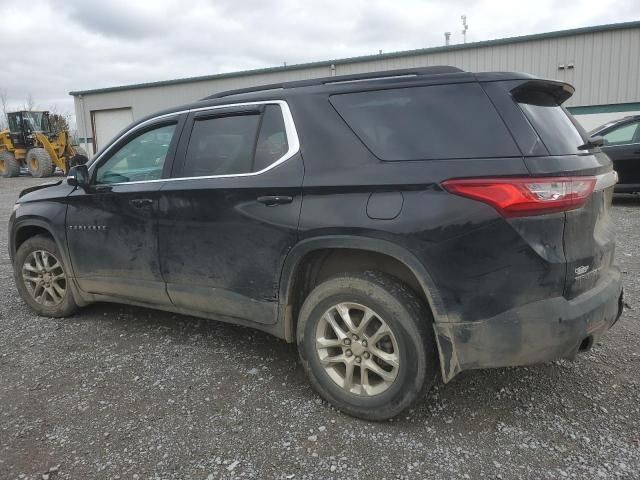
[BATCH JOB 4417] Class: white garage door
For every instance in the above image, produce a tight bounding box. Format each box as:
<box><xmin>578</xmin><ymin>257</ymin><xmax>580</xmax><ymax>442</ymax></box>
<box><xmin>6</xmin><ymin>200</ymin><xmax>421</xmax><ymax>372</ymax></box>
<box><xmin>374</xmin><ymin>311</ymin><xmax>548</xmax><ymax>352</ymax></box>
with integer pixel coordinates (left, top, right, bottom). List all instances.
<box><xmin>93</xmin><ymin>108</ymin><xmax>134</xmax><ymax>151</ymax></box>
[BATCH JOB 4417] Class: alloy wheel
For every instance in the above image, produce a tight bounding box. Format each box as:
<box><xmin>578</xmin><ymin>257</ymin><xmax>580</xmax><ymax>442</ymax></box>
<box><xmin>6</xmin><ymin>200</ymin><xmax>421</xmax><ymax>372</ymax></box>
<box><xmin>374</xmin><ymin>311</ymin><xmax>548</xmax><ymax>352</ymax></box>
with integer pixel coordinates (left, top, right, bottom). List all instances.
<box><xmin>21</xmin><ymin>250</ymin><xmax>67</xmax><ymax>306</ymax></box>
<box><xmin>315</xmin><ymin>302</ymin><xmax>400</xmax><ymax>396</ymax></box>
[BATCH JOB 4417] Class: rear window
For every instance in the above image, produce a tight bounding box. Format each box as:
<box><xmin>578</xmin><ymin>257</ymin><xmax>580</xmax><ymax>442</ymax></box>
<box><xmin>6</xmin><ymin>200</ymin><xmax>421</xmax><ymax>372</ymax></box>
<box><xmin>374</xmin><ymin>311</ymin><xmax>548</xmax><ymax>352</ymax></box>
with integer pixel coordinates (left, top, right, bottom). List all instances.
<box><xmin>515</xmin><ymin>90</ymin><xmax>587</xmax><ymax>155</ymax></box>
<box><xmin>184</xmin><ymin>114</ymin><xmax>261</xmax><ymax>177</ymax></box>
<box><xmin>182</xmin><ymin>104</ymin><xmax>290</xmax><ymax>177</ymax></box>
<box><xmin>254</xmin><ymin>105</ymin><xmax>289</xmax><ymax>171</ymax></box>
<box><xmin>329</xmin><ymin>83</ymin><xmax>519</xmax><ymax>161</ymax></box>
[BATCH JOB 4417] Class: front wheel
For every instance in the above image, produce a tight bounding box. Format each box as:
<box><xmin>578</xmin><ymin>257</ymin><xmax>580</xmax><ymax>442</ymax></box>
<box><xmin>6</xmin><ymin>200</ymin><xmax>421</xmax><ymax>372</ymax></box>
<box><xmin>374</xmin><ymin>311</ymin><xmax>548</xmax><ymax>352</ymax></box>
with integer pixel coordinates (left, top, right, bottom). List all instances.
<box><xmin>26</xmin><ymin>148</ymin><xmax>54</xmax><ymax>178</ymax></box>
<box><xmin>297</xmin><ymin>271</ymin><xmax>438</xmax><ymax>420</ymax></box>
<box><xmin>0</xmin><ymin>150</ymin><xmax>20</xmax><ymax>177</ymax></box>
<box><xmin>14</xmin><ymin>235</ymin><xmax>78</xmax><ymax>317</ymax></box>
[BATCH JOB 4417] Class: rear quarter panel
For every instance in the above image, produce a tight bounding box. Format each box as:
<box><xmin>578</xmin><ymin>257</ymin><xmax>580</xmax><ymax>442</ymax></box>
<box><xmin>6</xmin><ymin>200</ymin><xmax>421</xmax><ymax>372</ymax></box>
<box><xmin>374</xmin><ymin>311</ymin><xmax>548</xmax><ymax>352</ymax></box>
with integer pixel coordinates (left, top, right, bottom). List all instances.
<box><xmin>291</xmin><ymin>86</ymin><xmax>578</xmax><ymax>325</ymax></box>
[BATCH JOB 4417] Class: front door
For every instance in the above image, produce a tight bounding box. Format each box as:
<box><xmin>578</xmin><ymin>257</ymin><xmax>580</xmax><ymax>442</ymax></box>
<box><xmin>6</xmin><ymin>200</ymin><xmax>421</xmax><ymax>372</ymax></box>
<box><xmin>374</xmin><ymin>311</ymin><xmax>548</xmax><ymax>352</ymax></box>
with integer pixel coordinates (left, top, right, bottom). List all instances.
<box><xmin>601</xmin><ymin>118</ymin><xmax>640</xmax><ymax>186</ymax></box>
<box><xmin>158</xmin><ymin>102</ymin><xmax>303</xmax><ymax>324</ymax></box>
<box><xmin>66</xmin><ymin>117</ymin><xmax>185</xmax><ymax>304</ymax></box>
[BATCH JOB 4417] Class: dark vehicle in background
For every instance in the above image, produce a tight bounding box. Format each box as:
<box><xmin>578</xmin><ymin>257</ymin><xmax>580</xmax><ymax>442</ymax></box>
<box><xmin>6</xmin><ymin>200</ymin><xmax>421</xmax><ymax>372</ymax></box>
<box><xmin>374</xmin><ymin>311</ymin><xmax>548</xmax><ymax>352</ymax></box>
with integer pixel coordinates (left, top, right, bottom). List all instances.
<box><xmin>590</xmin><ymin>115</ymin><xmax>640</xmax><ymax>193</ymax></box>
<box><xmin>9</xmin><ymin>67</ymin><xmax>623</xmax><ymax>420</ymax></box>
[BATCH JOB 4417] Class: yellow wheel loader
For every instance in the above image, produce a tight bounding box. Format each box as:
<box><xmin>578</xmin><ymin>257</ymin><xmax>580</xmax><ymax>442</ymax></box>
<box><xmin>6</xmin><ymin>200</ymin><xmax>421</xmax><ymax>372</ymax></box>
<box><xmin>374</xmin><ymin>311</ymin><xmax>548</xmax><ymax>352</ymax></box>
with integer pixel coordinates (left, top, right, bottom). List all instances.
<box><xmin>0</xmin><ymin>110</ymin><xmax>87</xmax><ymax>178</ymax></box>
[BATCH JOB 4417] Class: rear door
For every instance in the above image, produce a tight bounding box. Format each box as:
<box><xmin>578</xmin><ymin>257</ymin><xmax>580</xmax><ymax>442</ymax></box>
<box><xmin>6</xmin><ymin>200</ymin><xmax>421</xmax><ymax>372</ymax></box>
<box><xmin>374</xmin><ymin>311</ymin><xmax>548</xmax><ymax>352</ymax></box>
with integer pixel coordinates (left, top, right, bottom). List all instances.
<box><xmin>157</xmin><ymin>101</ymin><xmax>303</xmax><ymax>324</ymax></box>
<box><xmin>599</xmin><ymin>119</ymin><xmax>640</xmax><ymax>187</ymax></box>
<box><xmin>504</xmin><ymin>81</ymin><xmax>617</xmax><ymax>299</ymax></box>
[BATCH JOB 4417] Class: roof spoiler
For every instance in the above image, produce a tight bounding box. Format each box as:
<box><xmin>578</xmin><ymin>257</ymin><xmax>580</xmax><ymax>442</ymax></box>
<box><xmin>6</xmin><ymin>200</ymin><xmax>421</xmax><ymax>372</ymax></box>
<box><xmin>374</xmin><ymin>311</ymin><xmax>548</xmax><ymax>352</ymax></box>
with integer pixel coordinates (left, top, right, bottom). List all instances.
<box><xmin>510</xmin><ymin>79</ymin><xmax>575</xmax><ymax>105</ymax></box>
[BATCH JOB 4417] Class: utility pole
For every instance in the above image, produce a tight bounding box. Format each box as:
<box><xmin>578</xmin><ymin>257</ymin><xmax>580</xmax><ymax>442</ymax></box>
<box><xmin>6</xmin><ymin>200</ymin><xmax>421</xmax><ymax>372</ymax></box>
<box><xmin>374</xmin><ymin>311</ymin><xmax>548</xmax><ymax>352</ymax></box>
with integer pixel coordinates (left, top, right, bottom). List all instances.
<box><xmin>444</xmin><ymin>32</ymin><xmax>451</xmax><ymax>46</ymax></box>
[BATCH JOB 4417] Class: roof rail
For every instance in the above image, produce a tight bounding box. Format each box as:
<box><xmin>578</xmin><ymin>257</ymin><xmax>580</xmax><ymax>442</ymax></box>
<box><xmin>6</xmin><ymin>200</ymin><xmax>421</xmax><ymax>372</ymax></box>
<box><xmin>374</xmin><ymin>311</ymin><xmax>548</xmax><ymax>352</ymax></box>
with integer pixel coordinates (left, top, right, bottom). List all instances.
<box><xmin>203</xmin><ymin>66</ymin><xmax>464</xmax><ymax>100</ymax></box>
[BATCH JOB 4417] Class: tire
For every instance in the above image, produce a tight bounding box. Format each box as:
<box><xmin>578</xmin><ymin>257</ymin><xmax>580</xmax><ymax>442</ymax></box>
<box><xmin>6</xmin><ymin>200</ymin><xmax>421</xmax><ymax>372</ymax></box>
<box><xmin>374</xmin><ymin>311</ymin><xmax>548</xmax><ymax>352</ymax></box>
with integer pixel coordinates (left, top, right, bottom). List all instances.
<box><xmin>0</xmin><ymin>150</ymin><xmax>20</xmax><ymax>178</ymax></box>
<box><xmin>297</xmin><ymin>271</ymin><xmax>438</xmax><ymax>420</ymax></box>
<box><xmin>14</xmin><ymin>235</ymin><xmax>78</xmax><ymax>317</ymax></box>
<box><xmin>26</xmin><ymin>148</ymin><xmax>53</xmax><ymax>178</ymax></box>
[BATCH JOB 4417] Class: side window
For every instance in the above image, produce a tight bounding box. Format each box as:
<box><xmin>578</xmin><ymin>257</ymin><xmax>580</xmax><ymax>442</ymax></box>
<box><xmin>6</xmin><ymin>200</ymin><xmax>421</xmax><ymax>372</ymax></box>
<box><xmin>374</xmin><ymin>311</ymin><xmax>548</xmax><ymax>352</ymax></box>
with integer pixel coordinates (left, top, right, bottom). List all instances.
<box><xmin>330</xmin><ymin>83</ymin><xmax>519</xmax><ymax>161</ymax></box>
<box><xmin>602</xmin><ymin>121</ymin><xmax>639</xmax><ymax>146</ymax></box>
<box><xmin>182</xmin><ymin>104</ymin><xmax>290</xmax><ymax>177</ymax></box>
<box><xmin>183</xmin><ymin>114</ymin><xmax>260</xmax><ymax>177</ymax></box>
<box><xmin>95</xmin><ymin>123</ymin><xmax>177</xmax><ymax>184</ymax></box>
<box><xmin>254</xmin><ymin>105</ymin><xmax>289</xmax><ymax>171</ymax></box>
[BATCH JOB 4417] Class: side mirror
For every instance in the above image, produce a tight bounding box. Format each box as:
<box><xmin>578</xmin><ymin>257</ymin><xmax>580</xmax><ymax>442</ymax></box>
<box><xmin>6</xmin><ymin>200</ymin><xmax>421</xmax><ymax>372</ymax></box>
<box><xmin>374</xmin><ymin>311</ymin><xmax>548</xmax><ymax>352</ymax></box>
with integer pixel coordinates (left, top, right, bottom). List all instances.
<box><xmin>70</xmin><ymin>153</ymin><xmax>89</xmax><ymax>166</ymax></box>
<box><xmin>67</xmin><ymin>164</ymin><xmax>90</xmax><ymax>189</ymax></box>
<box><xmin>578</xmin><ymin>135</ymin><xmax>604</xmax><ymax>150</ymax></box>
<box><xmin>590</xmin><ymin>135</ymin><xmax>604</xmax><ymax>147</ymax></box>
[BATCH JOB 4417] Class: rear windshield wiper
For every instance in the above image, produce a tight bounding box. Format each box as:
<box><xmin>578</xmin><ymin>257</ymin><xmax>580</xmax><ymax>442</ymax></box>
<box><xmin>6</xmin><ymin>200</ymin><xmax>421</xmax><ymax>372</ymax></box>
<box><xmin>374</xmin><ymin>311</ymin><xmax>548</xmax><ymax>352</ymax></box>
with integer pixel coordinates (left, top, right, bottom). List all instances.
<box><xmin>578</xmin><ymin>135</ymin><xmax>604</xmax><ymax>151</ymax></box>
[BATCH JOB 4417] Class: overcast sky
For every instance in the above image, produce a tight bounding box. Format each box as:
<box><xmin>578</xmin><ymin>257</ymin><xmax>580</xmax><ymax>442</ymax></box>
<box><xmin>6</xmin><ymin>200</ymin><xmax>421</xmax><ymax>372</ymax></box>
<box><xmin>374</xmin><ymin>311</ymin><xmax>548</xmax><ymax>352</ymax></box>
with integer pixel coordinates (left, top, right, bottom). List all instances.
<box><xmin>1</xmin><ymin>0</ymin><xmax>638</xmax><ymax>124</ymax></box>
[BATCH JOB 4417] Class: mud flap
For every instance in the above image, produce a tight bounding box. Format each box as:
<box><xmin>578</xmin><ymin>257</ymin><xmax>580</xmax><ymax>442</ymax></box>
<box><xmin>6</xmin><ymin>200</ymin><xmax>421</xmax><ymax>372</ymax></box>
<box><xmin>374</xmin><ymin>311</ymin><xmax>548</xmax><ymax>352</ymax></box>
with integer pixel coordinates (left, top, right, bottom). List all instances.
<box><xmin>433</xmin><ymin>323</ymin><xmax>462</xmax><ymax>383</ymax></box>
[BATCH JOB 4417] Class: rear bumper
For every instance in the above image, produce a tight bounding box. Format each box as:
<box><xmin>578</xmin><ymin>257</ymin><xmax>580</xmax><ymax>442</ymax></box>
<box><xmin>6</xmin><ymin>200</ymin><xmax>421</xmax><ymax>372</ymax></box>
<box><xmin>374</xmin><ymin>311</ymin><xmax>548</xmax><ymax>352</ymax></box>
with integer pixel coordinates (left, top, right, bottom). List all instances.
<box><xmin>434</xmin><ymin>267</ymin><xmax>623</xmax><ymax>382</ymax></box>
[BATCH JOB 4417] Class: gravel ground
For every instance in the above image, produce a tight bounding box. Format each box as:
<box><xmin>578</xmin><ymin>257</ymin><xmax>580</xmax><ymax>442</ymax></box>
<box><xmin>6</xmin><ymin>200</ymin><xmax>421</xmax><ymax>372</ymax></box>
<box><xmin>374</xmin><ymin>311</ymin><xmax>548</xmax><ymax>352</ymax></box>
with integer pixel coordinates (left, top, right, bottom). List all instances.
<box><xmin>1</xmin><ymin>175</ymin><xmax>639</xmax><ymax>480</ymax></box>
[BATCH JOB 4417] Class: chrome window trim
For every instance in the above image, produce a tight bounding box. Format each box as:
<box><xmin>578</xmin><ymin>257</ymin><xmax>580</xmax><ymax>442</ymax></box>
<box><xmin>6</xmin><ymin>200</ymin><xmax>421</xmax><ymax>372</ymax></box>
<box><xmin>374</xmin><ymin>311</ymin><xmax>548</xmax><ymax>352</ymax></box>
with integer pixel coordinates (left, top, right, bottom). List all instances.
<box><xmin>601</xmin><ymin>141</ymin><xmax>640</xmax><ymax>148</ymax></box>
<box><xmin>87</xmin><ymin>100</ymin><xmax>300</xmax><ymax>185</ymax></box>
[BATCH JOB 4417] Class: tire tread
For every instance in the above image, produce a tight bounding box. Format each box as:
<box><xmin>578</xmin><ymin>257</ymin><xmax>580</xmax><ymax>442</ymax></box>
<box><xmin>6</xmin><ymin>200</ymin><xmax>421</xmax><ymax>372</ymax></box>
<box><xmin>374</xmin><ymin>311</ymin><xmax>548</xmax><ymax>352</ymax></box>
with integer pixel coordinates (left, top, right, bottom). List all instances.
<box><xmin>297</xmin><ymin>270</ymin><xmax>438</xmax><ymax>420</ymax></box>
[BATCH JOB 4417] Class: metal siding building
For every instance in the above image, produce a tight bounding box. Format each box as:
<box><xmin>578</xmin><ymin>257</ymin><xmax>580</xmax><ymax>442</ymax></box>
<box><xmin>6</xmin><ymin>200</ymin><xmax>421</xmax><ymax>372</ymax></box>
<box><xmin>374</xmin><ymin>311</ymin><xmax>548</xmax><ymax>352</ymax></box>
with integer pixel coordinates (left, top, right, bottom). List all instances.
<box><xmin>71</xmin><ymin>21</ymin><xmax>640</xmax><ymax>154</ymax></box>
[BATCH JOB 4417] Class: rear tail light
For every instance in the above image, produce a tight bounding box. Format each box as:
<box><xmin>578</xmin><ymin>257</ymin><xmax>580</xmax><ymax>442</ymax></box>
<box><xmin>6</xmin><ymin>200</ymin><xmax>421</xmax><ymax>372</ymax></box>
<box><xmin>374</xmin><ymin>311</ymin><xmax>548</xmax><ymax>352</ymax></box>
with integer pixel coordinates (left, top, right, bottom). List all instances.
<box><xmin>441</xmin><ymin>177</ymin><xmax>596</xmax><ymax>217</ymax></box>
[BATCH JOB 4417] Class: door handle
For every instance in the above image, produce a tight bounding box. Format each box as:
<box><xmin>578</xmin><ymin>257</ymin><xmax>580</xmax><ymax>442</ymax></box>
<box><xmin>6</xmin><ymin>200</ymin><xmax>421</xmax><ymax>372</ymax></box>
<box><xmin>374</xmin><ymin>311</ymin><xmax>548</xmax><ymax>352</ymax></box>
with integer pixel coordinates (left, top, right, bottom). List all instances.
<box><xmin>257</xmin><ymin>195</ymin><xmax>293</xmax><ymax>206</ymax></box>
<box><xmin>129</xmin><ymin>198</ymin><xmax>153</xmax><ymax>208</ymax></box>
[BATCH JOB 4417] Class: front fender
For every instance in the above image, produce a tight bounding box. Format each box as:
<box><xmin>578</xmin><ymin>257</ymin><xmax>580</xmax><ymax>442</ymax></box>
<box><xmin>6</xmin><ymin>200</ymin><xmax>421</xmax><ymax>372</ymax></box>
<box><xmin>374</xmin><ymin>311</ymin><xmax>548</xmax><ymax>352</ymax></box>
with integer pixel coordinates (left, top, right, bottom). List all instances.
<box><xmin>10</xmin><ymin>180</ymin><xmax>75</xmax><ymax>264</ymax></box>
<box><xmin>10</xmin><ymin>209</ymin><xmax>90</xmax><ymax>308</ymax></box>
<box><xmin>10</xmin><ymin>215</ymin><xmax>67</xmax><ymax>266</ymax></box>
<box><xmin>10</xmin><ymin>193</ymin><xmax>70</xmax><ymax>273</ymax></box>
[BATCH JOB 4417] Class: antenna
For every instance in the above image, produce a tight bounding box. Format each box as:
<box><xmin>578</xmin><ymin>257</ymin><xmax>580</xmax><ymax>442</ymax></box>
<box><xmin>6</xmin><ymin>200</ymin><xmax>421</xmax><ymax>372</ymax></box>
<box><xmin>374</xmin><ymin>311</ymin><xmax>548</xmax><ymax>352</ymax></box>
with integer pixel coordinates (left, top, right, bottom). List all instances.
<box><xmin>461</xmin><ymin>15</ymin><xmax>468</xmax><ymax>44</ymax></box>
<box><xmin>444</xmin><ymin>32</ymin><xmax>451</xmax><ymax>46</ymax></box>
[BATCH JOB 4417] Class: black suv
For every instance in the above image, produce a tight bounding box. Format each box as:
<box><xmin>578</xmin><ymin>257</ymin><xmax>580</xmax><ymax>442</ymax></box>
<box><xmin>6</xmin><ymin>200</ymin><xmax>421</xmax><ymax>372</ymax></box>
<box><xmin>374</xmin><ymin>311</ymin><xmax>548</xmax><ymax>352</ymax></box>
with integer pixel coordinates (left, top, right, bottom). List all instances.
<box><xmin>589</xmin><ymin>115</ymin><xmax>640</xmax><ymax>193</ymax></box>
<box><xmin>9</xmin><ymin>67</ymin><xmax>623</xmax><ymax>420</ymax></box>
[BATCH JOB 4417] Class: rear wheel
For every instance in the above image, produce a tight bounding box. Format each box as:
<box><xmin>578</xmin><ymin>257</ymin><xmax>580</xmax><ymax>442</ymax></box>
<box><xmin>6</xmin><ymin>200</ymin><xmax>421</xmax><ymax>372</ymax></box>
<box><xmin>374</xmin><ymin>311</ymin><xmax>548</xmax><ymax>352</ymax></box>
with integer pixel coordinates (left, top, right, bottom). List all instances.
<box><xmin>14</xmin><ymin>235</ymin><xmax>78</xmax><ymax>317</ymax></box>
<box><xmin>297</xmin><ymin>271</ymin><xmax>438</xmax><ymax>420</ymax></box>
<box><xmin>26</xmin><ymin>148</ymin><xmax>53</xmax><ymax>178</ymax></box>
<box><xmin>0</xmin><ymin>150</ymin><xmax>20</xmax><ymax>178</ymax></box>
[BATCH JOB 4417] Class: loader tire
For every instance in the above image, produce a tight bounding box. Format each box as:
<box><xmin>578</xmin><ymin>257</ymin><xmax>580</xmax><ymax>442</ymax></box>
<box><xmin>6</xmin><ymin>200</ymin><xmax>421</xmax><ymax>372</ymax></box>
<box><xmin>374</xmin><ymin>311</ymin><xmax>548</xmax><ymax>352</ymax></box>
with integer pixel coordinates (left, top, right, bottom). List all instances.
<box><xmin>0</xmin><ymin>150</ymin><xmax>20</xmax><ymax>178</ymax></box>
<box><xmin>26</xmin><ymin>148</ymin><xmax>53</xmax><ymax>178</ymax></box>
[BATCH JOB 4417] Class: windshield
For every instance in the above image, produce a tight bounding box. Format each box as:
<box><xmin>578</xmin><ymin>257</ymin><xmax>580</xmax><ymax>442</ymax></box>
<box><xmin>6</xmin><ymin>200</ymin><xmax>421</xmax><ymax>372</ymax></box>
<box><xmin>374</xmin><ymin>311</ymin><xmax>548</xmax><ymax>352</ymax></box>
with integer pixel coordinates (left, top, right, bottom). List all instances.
<box><xmin>7</xmin><ymin>114</ymin><xmax>21</xmax><ymax>133</ymax></box>
<box><xmin>22</xmin><ymin>112</ymin><xmax>49</xmax><ymax>132</ymax></box>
